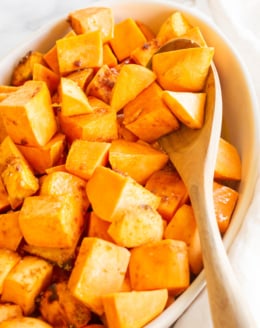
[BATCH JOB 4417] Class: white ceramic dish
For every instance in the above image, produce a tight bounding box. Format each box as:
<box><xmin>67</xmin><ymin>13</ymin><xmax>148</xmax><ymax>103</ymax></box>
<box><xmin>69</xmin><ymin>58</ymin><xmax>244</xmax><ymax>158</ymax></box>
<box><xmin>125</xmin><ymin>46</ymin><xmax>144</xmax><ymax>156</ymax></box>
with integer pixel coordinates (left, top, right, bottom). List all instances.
<box><xmin>0</xmin><ymin>1</ymin><xmax>259</xmax><ymax>327</ymax></box>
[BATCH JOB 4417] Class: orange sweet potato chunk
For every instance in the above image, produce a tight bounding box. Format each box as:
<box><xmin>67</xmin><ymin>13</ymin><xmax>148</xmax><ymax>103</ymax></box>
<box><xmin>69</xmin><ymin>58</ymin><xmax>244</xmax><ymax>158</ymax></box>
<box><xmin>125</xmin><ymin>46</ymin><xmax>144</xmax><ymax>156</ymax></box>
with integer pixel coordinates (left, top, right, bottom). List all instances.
<box><xmin>17</xmin><ymin>133</ymin><xmax>66</xmax><ymax>175</ymax></box>
<box><xmin>69</xmin><ymin>7</ymin><xmax>114</xmax><ymax>43</ymax></box>
<box><xmin>19</xmin><ymin>194</ymin><xmax>84</xmax><ymax>248</ymax></box>
<box><xmin>33</xmin><ymin>63</ymin><xmax>60</xmax><ymax>95</ymax></box>
<box><xmin>110</xmin><ymin>18</ymin><xmax>147</xmax><ymax>61</ymax></box>
<box><xmin>110</xmin><ymin>64</ymin><xmax>156</xmax><ymax>112</ymax></box>
<box><xmin>0</xmin><ymin>80</ymin><xmax>57</xmax><ymax>147</ymax></box>
<box><xmin>87</xmin><ymin>211</ymin><xmax>114</xmax><ymax>243</ymax></box>
<box><xmin>103</xmin><ymin>44</ymin><xmax>118</xmax><ymax>67</ymax></box>
<box><xmin>214</xmin><ymin>138</ymin><xmax>242</xmax><ymax>181</ymax></box>
<box><xmin>59</xmin><ymin>97</ymin><xmax>118</xmax><ymax>143</ymax></box>
<box><xmin>129</xmin><ymin>239</ymin><xmax>190</xmax><ymax>295</ymax></box>
<box><xmin>65</xmin><ymin>139</ymin><xmax>110</xmax><ymax>180</ymax></box>
<box><xmin>123</xmin><ymin>82</ymin><xmax>180</xmax><ymax>142</ymax></box>
<box><xmin>59</xmin><ymin>77</ymin><xmax>93</xmax><ymax>116</ymax></box>
<box><xmin>0</xmin><ymin>249</ymin><xmax>21</xmax><ymax>294</ymax></box>
<box><xmin>109</xmin><ymin>139</ymin><xmax>169</xmax><ymax>184</ymax></box>
<box><xmin>213</xmin><ymin>181</ymin><xmax>238</xmax><ymax>234</ymax></box>
<box><xmin>66</xmin><ymin>68</ymin><xmax>94</xmax><ymax>91</ymax></box>
<box><xmin>68</xmin><ymin>237</ymin><xmax>130</xmax><ymax>315</ymax></box>
<box><xmin>56</xmin><ymin>31</ymin><xmax>103</xmax><ymax>75</ymax></box>
<box><xmin>152</xmin><ymin>47</ymin><xmax>214</xmax><ymax>92</ymax></box>
<box><xmin>145</xmin><ymin>168</ymin><xmax>189</xmax><ymax>221</ymax></box>
<box><xmin>0</xmin><ymin>211</ymin><xmax>23</xmax><ymax>251</ymax></box>
<box><xmin>86</xmin><ymin>166</ymin><xmax>161</xmax><ymax>222</ymax></box>
<box><xmin>102</xmin><ymin>289</ymin><xmax>168</xmax><ymax>328</ymax></box>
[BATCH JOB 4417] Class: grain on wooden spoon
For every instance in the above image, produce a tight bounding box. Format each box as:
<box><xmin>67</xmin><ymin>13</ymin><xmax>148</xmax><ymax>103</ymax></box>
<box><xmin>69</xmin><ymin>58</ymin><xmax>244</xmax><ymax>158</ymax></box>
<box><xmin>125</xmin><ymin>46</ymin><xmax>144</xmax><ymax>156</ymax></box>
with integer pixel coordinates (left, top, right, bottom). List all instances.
<box><xmin>156</xmin><ymin>39</ymin><xmax>256</xmax><ymax>328</ymax></box>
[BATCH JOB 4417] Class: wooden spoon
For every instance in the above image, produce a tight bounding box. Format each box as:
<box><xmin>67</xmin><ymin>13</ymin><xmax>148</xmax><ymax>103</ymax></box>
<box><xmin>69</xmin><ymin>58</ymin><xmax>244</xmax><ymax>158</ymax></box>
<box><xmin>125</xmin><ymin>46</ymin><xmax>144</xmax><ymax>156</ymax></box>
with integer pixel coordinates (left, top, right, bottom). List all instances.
<box><xmin>157</xmin><ymin>39</ymin><xmax>256</xmax><ymax>327</ymax></box>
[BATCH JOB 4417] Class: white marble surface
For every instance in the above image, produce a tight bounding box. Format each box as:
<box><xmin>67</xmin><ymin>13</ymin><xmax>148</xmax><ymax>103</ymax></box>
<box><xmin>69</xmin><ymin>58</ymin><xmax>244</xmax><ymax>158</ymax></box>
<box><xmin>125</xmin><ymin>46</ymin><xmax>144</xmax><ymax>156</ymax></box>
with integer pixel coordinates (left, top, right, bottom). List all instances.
<box><xmin>0</xmin><ymin>0</ymin><xmax>260</xmax><ymax>327</ymax></box>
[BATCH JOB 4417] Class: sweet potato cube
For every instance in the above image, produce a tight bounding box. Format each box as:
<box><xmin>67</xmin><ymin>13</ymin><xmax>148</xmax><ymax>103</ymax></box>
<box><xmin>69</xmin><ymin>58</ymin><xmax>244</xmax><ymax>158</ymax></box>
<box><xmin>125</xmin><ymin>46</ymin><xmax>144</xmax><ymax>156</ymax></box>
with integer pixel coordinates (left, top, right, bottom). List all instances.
<box><xmin>0</xmin><ymin>136</ymin><xmax>39</xmax><ymax>209</ymax></box>
<box><xmin>102</xmin><ymin>289</ymin><xmax>168</xmax><ymax>328</ymax></box>
<box><xmin>109</xmin><ymin>139</ymin><xmax>168</xmax><ymax>184</ymax></box>
<box><xmin>69</xmin><ymin>7</ymin><xmax>114</xmax><ymax>43</ymax></box>
<box><xmin>108</xmin><ymin>205</ymin><xmax>164</xmax><ymax>248</ymax></box>
<box><xmin>162</xmin><ymin>90</ymin><xmax>206</xmax><ymax>128</ymax></box>
<box><xmin>66</xmin><ymin>68</ymin><xmax>94</xmax><ymax>91</ymax></box>
<box><xmin>1</xmin><ymin>256</ymin><xmax>53</xmax><ymax>315</ymax></box>
<box><xmin>103</xmin><ymin>44</ymin><xmax>118</xmax><ymax>67</ymax></box>
<box><xmin>156</xmin><ymin>11</ymin><xmax>192</xmax><ymax>44</ymax></box>
<box><xmin>43</xmin><ymin>30</ymin><xmax>77</xmax><ymax>75</ymax></box>
<box><xmin>136</xmin><ymin>21</ymin><xmax>156</xmax><ymax>41</ymax></box>
<box><xmin>56</xmin><ymin>31</ymin><xmax>103</xmax><ymax>75</ymax></box>
<box><xmin>39</xmin><ymin>170</ymin><xmax>89</xmax><ymax>211</ymax></box>
<box><xmin>181</xmin><ymin>26</ymin><xmax>207</xmax><ymax>47</ymax></box>
<box><xmin>129</xmin><ymin>239</ymin><xmax>190</xmax><ymax>295</ymax></box>
<box><xmin>33</xmin><ymin>63</ymin><xmax>60</xmax><ymax>95</ymax></box>
<box><xmin>59</xmin><ymin>97</ymin><xmax>118</xmax><ymax>143</ymax></box>
<box><xmin>213</xmin><ymin>181</ymin><xmax>238</xmax><ymax>234</ymax></box>
<box><xmin>19</xmin><ymin>194</ymin><xmax>84</xmax><ymax>248</ymax></box>
<box><xmin>152</xmin><ymin>47</ymin><xmax>214</xmax><ymax>92</ymax></box>
<box><xmin>10</xmin><ymin>50</ymin><xmax>45</xmax><ymax>86</ymax></box>
<box><xmin>164</xmin><ymin>204</ymin><xmax>196</xmax><ymax>244</ymax></box>
<box><xmin>68</xmin><ymin>237</ymin><xmax>130</xmax><ymax>315</ymax></box>
<box><xmin>215</xmin><ymin>138</ymin><xmax>242</xmax><ymax>180</ymax></box>
<box><xmin>86</xmin><ymin>166</ymin><xmax>161</xmax><ymax>222</ymax></box>
<box><xmin>0</xmin><ymin>80</ymin><xmax>57</xmax><ymax>147</ymax></box>
<box><xmin>0</xmin><ymin>177</ymin><xmax>10</xmax><ymax>213</ymax></box>
<box><xmin>110</xmin><ymin>18</ymin><xmax>147</xmax><ymax>61</ymax></box>
<box><xmin>87</xmin><ymin>211</ymin><xmax>114</xmax><ymax>242</ymax></box>
<box><xmin>123</xmin><ymin>82</ymin><xmax>179</xmax><ymax>142</ymax></box>
<box><xmin>0</xmin><ymin>304</ymin><xmax>22</xmax><ymax>322</ymax></box>
<box><xmin>0</xmin><ymin>249</ymin><xmax>21</xmax><ymax>294</ymax></box>
<box><xmin>0</xmin><ymin>211</ymin><xmax>23</xmax><ymax>251</ymax></box>
<box><xmin>131</xmin><ymin>38</ymin><xmax>162</xmax><ymax>67</ymax></box>
<box><xmin>65</xmin><ymin>139</ymin><xmax>110</xmax><ymax>180</ymax></box>
<box><xmin>59</xmin><ymin>77</ymin><xmax>93</xmax><ymax>116</ymax></box>
<box><xmin>145</xmin><ymin>168</ymin><xmax>188</xmax><ymax>221</ymax></box>
<box><xmin>110</xmin><ymin>64</ymin><xmax>156</xmax><ymax>112</ymax></box>
<box><xmin>17</xmin><ymin>133</ymin><xmax>66</xmax><ymax>175</ymax></box>
<box><xmin>86</xmin><ymin>64</ymin><xmax>119</xmax><ymax>105</ymax></box>
<box><xmin>117</xmin><ymin>116</ymin><xmax>138</xmax><ymax>142</ymax></box>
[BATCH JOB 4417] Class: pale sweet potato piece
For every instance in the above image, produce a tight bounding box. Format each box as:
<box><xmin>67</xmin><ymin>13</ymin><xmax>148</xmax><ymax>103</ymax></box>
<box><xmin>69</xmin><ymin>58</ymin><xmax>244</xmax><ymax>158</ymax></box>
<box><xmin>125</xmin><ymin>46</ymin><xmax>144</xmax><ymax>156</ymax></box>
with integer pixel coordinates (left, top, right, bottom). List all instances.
<box><xmin>145</xmin><ymin>168</ymin><xmax>188</xmax><ymax>221</ymax></box>
<box><xmin>0</xmin><ymin>80</ymin><xmax>57</xmax><ymax>147</ymax></box>
<box><xmin>69</xmin><ymin>7</ymin><xmax>114</xmax><ymax>43</ymax></box>
<box><xmin>110</xmin><ymin>18</ymin><xmax>147</xmax><ymax>61</ymax></box>
<box><xmin>0</xmin><ymin>304</ymin><xmax>22</xmax><ymax>323</ymax></box>
<box><xmin>68</xmin><ymin>237</ymin><xmax>130</xmax><ymax>315</ymax></box>
<box><xmin>109</xmin><ymin>139</ymin><xmax>168</xmax><ymax>184</ymax></box>
<box><xmin>19</xmin><ymin>194</ymin><xmax>84</xmax><ymax>248</ymax></box>
<box><xmin>59</xmin><ymin>77</ymin><xmax>93</xmax><ymax>116</ymax></box>
<box><xmin>1</xmin><ymin>256</ymin><xmax>53</xmax><ymax>315</ymax></box>
<box><xmin>213</xmin><ymin>181</ymin><xmax>238</xmax><ymax>234</ymax></box>
<box><xmin>0</xmin><ymin>249</ymin><xmax>21</xmax><ymax>294</ymax></box>
<box><xmin>86</xmin><ymin>166</ymin><xmax>161</xmax><ymax>222</ymax></box>
<box><xmin>215</xmin><ymin>138</ymin><xmax>242</xmax><ymax>180</ymax></box>
<box><xmin>129</xmin><ymin>239</ymin><xmax>190</xmax><ymax>295</ymax></box>
<box><xmin>110</xmin><ymin>64</ymin><xmax>156</xmax><ymax>112</ymax></box>
<box><xmin>56</xmin><ymin>31</ymin><xmax>103</xmax><ymax>75</ymax></box>
<box><xmin>0</xmin><ymin>211</ymin><xmax>23</xmax><ymax>251</ymax></box>
<box><xmin>152</xmin><ymin>47</ymin><xmax>214</xmax><ymax>92</ymax></box>
<box><xmin>108</xmin><ymin>205</ymin><xmax>164</xmax><ymax>248</ymax></box>
<box><xmin>123</xmin><ymin>82</ymin><xmax>179</xmax><ymax>142</ymax></box>
<box><xmin>162</xmin><ymin>90</ymin><xmax>206</xmax><ymax>128</ymax></box>
<box><xmin>65</xmin><ymin>139</ymin><xmax>110</xmax><ymax>180</ymax></box>
<box><xmin>102</xmin><ymin>289</ymin><xmax>168</xmax><ymax>328</ymax></box>
<box><xmin>17</xmin><ymin>133</ymin><xmax>66</xmax><ymax>175</ymax></box>
<box><xmin>39</xmin><ymin>170</ymin><xmax>89</xmax><ymax>212</ymax></box>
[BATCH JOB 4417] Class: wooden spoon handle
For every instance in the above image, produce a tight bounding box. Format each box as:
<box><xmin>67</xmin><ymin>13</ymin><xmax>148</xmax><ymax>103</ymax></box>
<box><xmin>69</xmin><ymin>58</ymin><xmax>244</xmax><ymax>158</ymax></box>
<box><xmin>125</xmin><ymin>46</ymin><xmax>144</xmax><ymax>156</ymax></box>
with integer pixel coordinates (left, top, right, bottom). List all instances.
<box><xmin>190</xmin><ymin>183</ymin><xmax>257</xmax><ymax>328</ymax></box>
